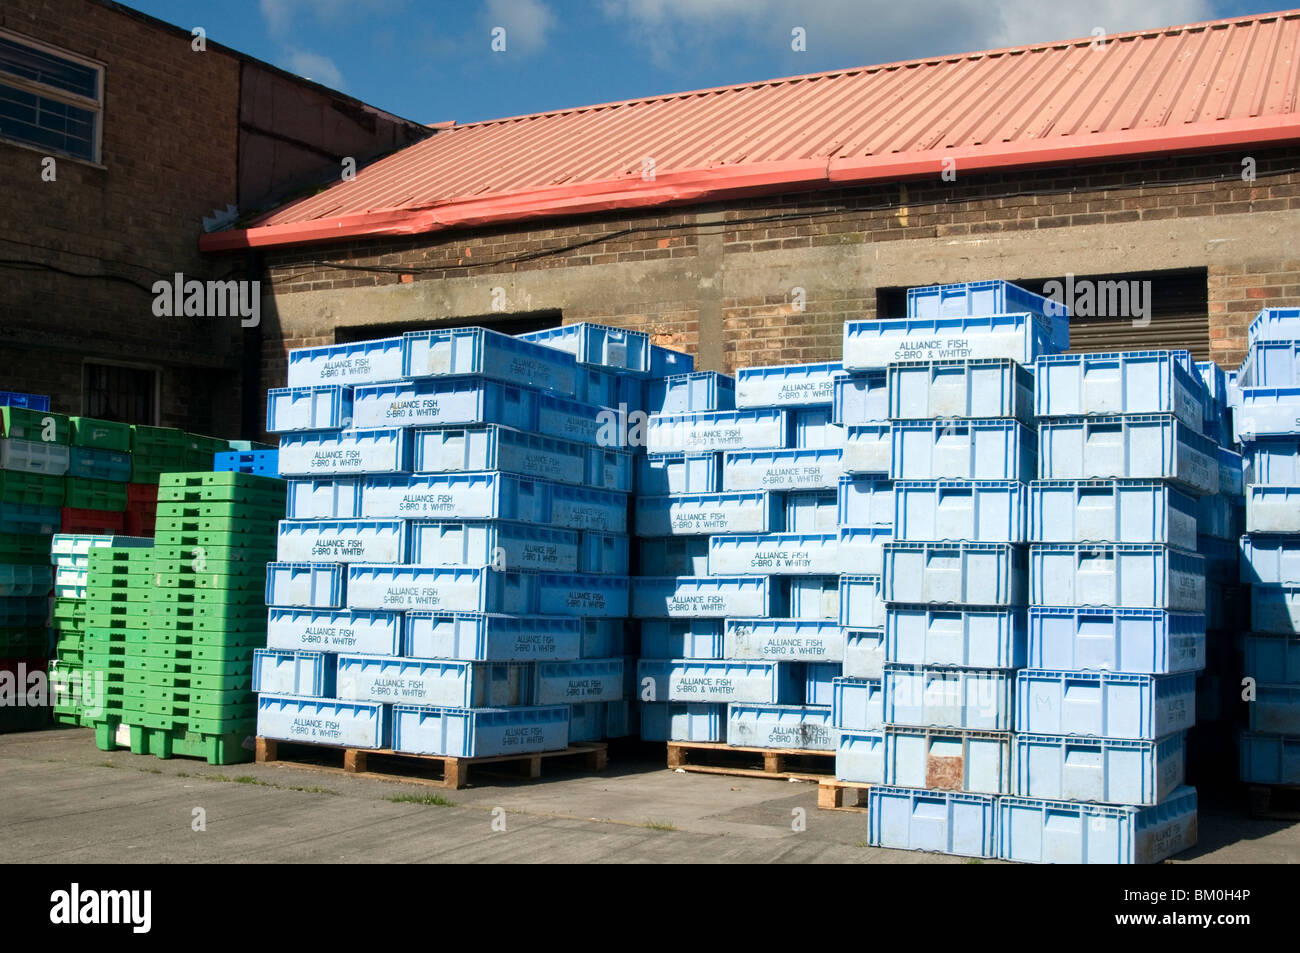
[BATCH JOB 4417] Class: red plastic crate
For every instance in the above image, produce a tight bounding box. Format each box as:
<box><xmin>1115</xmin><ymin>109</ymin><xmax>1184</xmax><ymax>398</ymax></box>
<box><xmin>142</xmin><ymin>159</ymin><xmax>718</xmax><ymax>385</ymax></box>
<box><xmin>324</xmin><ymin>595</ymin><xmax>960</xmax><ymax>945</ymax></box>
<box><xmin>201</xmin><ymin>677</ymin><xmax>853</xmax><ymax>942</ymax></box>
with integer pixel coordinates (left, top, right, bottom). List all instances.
<box><xmin>126</xmin><ymin>483</ymin><xmax>158</xmax><ymax>507</ymax></box>
<box><xmin>61</xmin><ymin>507</ymin><xmax>125</xmax><ymax>534</ymax></box>
<box><xmin>124</xmin><ymin>511</ymin><xmax>155</xmax><ymax>537</ymax></box>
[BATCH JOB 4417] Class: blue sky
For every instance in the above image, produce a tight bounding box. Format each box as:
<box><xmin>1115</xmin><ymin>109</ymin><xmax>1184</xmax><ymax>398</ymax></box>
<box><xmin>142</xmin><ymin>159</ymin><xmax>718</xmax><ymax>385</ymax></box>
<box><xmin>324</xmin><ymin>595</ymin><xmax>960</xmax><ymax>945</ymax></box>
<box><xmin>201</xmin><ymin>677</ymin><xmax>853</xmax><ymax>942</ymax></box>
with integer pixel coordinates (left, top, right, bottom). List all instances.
<box><xmin>128</xmin><ymin>0</ymin><xmax>1284</xmax><ymax>125</ymax></box>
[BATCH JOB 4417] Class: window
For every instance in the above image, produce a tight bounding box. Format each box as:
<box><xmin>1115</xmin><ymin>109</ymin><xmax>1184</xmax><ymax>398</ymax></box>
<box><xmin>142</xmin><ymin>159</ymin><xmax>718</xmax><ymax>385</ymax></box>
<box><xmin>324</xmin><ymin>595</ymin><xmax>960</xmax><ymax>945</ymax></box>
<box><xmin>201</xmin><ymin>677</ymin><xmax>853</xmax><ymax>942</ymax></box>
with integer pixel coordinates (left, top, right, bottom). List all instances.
<box><xmin>0</xmin><ymin>30</ymin><xmax>103</xmax><ymax>163</ymax></box>
<box><xmin>83</xmin><ymin>363</ymin><xmax>159</xmax><ymax>425</ymax></box>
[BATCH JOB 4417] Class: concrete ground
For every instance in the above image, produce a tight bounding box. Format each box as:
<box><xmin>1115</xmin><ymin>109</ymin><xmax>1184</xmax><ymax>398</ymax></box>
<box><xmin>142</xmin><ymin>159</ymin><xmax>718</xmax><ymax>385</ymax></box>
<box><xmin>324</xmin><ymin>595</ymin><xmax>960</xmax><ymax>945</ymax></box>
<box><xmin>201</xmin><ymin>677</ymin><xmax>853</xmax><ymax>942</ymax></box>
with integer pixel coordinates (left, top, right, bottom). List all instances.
<box><xmin>1</xmin><ymin>727</ymin><xmax>1296</xmax><ymax>863</ymax></box>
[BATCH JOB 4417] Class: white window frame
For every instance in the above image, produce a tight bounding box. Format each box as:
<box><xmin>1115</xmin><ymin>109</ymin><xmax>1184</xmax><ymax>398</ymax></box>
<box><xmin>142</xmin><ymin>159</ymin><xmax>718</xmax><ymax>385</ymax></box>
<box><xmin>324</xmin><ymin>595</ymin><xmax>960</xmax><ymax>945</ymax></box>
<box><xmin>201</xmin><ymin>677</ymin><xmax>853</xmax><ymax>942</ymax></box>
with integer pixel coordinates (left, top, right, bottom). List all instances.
<box><xmin>0</xmin><ymin>27</ymin><xmax>105</xmax><ymax>166</ymax></box>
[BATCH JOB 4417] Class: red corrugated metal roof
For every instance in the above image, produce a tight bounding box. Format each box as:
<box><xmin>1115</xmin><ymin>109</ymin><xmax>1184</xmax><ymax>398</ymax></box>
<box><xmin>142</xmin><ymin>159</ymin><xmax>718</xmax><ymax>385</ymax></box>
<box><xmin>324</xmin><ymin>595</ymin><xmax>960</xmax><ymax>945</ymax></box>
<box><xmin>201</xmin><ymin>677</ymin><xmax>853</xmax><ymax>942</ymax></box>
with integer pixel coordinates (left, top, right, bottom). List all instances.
<box><xmin>202</xmin><ymin>10</ymin><xmax>1300</xmax><ymax>252</ymax></box>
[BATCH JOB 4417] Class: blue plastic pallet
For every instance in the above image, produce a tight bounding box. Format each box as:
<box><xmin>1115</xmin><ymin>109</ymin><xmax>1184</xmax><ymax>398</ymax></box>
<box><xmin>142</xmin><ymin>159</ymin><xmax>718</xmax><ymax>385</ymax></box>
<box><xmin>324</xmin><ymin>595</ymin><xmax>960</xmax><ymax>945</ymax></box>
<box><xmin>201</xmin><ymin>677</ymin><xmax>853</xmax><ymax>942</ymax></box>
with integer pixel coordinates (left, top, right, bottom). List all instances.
<box><xmin>888</xmin><ymin>358</ymin><xmax>1034</xmax><ymax>423</ymax></box>
<box><xmin>1242</xmin><ymin>634</ymin><xmax>1300</xmax><ymax>684</ymax></box>
<box><xmin>535</xmin><ymin>391</ymin><xmax>625</xmax><ymax>448</ymax></box>
<box><xmin>634</xmin><ymin>490</ymin><xmax>781</xmax><ymax>537</ymax></box>
<box><xmin>735</xmin><ymin>362</ymin><xmax>845</xmax><ymax>409</ymax></box>
<box><xmin>1015</xmin><ymin>669</ymin><xmax>1196</xmax><ymax>739</ymax></box>
<box><xmin>1034</xmin><ymin>351</ymin><xmax>1202</xmax><ymax>427</ymax></box>
<box><xmin>890</xmin><ymin>419</ymin><xmax>1036</xmax><ymax>482</ymax></box>
<box><xmin>1027</xmin><ymin>606</ymin><xmax>1206</xmax><ymax>675</ymax></box>
<box><xmin>1037</xmin><ymin>414</ymin><xmax>1218</xmax><ymax>496</ymax></box>
<box><xmin>844</xmin><ymin>312</ymin><xmax>1055</xmax><ymax>371</ymax></box>
<box><xmin>727</xmin><ymin>703</ymin><xmax>836</xmax><ymax>750</ymax></box>
<box><xmin>256</xmin><ymin>695</ymin><xmax>388</xmax><ymax>749</ymax></box>
<box><xmin>407</xmin><ymin>519</ymin><xmax>582</xmax><ymax>572</ymax></box>
<box><xmin>345</xmin><ymin>564</ymin><xmax>531</xmax><ymax>614</ymax></box>
<box><xmin>721</xmin><ymin>447</ymin><xmax>843</xmax><ymax>492</ymax></box>
<box><xmin>1251</xmin><ymin>586</ymin><xmax>1300</xmax><ymax>635</ymax></box>
<box><xmin>907</xmin><ymin>279</ymin><xmax>1068</xmax><ymax>349</ymax></box>
<box><xmin>285</xmin><ymin>478</ymin><xmax>361</xmax><ymax>519</ymax></box>
<box><xmin>0</xmin><ymin>503</ymin><xmax>62</xmax><ymax>535</ymax></box>
<box><xmin>286</xmin><ymin>336</ymin><xmax>404</xmax><ymax>389</ymax></box>
<box><xmin>1013</xmin><ymin>731</ymin><xmax>1185</xmax><ymax>806</ymax></box>
<box><xmin>833</xmin><ymin>371</ymin><xmax>888</xmax><ymax>426</ymax></box>
<box><xmin>883</xmin><ymin>725</ymin><xmax>1013</xmax><ymax>794</ymax></box>
<box><xmin>1249</xmin><ymin>682</ymin><xmax>1300</xmax><ymax>734</ymax></box>
<box><xmin>883</xmin><ymin>541</ymin><xmax>1027</xmax><ymax>606</ymax></box>
<box><xmin>403</xmin><ymin>611</ymin><xmax>582</xmax><ymax>661</ymax></box>
<box><xmin>277</xmin><ymin>429</ymin><xmax>409</xmax><ymax>477</ymax></box>
<box><xmin>639</xmin><ymin>702</ymin><xmax>726</xmax><ymax>742</ymax></box>
<box><xmin>647</xmin><ymin>372</ymin><xmax>735</xmax><ymax>414</ymax></box>
<box><xmin>788</xmin><ymin>574</ymin><xmax>841</xmax><ymax>620</ymax></box>
<box><xmin>723</xmin><ymin>618</ymin><xmax>844</xmax><ymax>663</ymax></box>
<box><xmin>638</xmin><ymin>452</ymin><xmax>721</xmax><ymax>495</ymax></box>
<box><xmin>252</xmin><ymin>649</ymin><xmax>336</xmax><ymax>697</ymax></box>
<box><xmin>363</xmin><ymin>471</ymin><xmax>550</xmax><ymax>522</ymax></box>
<box><xmin>266</xmin><ymin>385</ymin><xmax>353</xmax><ymax>433</ymax></box>
<box><xmin>392</xmin><ymin>704</ymin><xmax>570</xmax><ymax>758</ymax></box>
<box><xmin>640</xmin><ymin>619</ymin><xmax>725</xmax><ymax>659</ymax></box>
<box><xmin>401</xmin><ymin>327</ymin><xmax>579</xmax><ymax>398</ymax></box>
<box><xmin>997</xmin><ymin>786</ymin><xmax>1198</xmax><ymax>864</ymax></box>
<box><xmin>573</xmin><ymin>366</ymin><xmax>623</xmax><ymax>409</ymax></box>
<box><xmin>885</xmin><ymin>605</ymin><xmax>1026</xmax><ymax>669</ymax></box>
<box><xmin>631</xmin><ymin>575</ymin><xmax>773</xmax><ymax>618</ymax></box>
<box><xmin>352</xmin><ymin>377</ymin><xmax>537</xmax><ymax>431</ymax></box>
<box><xmin>265</xmin><ymin>606</ymin><xmax>403</xmax><ymax>655</ymax></box>
<box><xmin>1030</xmin><ymin>543</ymin><xmax>1205</xmax><ymax>612</ymax></box>
<box><xmin>869</xmin><ymin>786</ymin><xmax>998</xmax><ymax>858</ymax></box>
<box><xmin>893</xmin><ymin>480</ymin><xmax>1027</xmax><ymax>543</ymax></box>
<box><xmin>1028</xmin><ymin>479</ymin><xmax>1198</xmax><ymax>549</ymax></box>
<box><xmin>213</xmin><ymin>449</ymin><xmax>279</xmax><ymax>476</ymax></box>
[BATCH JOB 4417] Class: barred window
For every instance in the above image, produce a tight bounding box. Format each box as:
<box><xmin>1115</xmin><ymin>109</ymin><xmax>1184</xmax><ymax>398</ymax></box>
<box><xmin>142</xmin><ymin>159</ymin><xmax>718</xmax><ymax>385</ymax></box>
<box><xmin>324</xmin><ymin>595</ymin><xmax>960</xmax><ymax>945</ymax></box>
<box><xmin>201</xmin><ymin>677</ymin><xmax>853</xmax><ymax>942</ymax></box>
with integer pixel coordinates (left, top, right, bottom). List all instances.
<box><xmin>0</xmin><ymin>30</ymin><xmax>103</xmax><ymax>163</ymax></box>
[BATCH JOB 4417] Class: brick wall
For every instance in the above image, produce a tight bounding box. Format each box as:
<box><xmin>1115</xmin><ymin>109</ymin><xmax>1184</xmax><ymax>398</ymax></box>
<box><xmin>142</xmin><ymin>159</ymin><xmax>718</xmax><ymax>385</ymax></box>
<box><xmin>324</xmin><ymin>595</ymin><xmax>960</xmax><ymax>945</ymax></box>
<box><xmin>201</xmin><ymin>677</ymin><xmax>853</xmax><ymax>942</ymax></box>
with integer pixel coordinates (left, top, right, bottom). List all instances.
<box><xmin>255</xmin><ymin>145</ymin><xmax>1300</xmax><ymax>388</ymax></box>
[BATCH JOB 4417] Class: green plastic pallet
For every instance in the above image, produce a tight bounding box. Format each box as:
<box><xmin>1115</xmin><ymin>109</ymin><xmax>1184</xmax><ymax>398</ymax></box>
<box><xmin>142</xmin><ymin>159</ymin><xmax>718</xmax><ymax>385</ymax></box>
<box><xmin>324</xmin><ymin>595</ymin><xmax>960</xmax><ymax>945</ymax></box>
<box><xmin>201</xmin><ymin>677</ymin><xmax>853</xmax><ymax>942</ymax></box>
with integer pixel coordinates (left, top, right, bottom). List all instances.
<box><xmin>155</xmin><ymin>497</ymin><xmax>284</xmax><ymax>520</ymax></box>
<box><xmin>127</xmin><ymin>723</ymin><xmax>255</xmax><ymax>764</ymax></box>
<box><xmin>139</xmin><ymin>644</ymin><xmax>258</xmax><ymax>665</ymax></box>
<box><xmin>153</xmin><ymin>587</ymin><xmax>264</xmax><ymax>607</ymax></box>
<box><xmin>124</xmin><ymin>626</ymin><xmax>266</xmax><ymax>649</ymax></box>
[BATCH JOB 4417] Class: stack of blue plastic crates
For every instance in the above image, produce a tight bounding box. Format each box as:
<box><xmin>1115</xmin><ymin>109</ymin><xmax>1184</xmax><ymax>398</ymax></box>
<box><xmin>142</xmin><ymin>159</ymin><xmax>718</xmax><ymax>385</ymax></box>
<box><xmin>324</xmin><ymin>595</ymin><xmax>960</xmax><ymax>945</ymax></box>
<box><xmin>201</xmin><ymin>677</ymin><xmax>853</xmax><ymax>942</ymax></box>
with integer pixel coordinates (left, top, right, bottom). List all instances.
<box><xmin>845</xmin><ymin>279</ymin><xmax>1058</xmax><ymax>859</ymax></box>
<box><xmin>1010</xmin><ymin>348</ymin><xmax>1208</xmax><ymax>863</ymax></box>
<box><xmin>631</xmin><ymin>361</ymin><xmax>848</xmax><ymax>748</ymax></box>
<box><xmin>1235</xmin><ymin>308</ymin><xmax>1300</xmax><ymax>788</ymax></box>
<box><xmin>254</xmin><ymin>325</ymin><xmax>676</xmax><ymax>760</ymax></box>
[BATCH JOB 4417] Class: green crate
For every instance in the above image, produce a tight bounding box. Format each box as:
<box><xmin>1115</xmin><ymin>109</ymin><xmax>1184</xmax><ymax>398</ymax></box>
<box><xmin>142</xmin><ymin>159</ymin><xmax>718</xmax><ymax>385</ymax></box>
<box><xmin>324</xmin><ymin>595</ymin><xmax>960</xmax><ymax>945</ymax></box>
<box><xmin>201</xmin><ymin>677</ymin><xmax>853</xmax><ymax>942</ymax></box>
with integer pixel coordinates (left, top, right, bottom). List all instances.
<box><xmin>65</xmin><ymin>478</ymin><xmax>127</xmax><ymax>512</ymax></box>
<box><xmin>0</xmin><ymin>472</ymin><xmax>65</xmax><ymax>507</ymax></box>
<box><xmin>0</xmin><ymin>532</ymin><xmax>52</xmax><ymax>566</ymax></box>
<box><xmin>70</xmin><ymin>417</ymin><xmax>133</xmax><ymax>453</ymax></box>
<box><xmin>130</xmin><ymin>425</ymin><xmax>187</xmax><ymax>455</ymax></box>
<box><xmin>1</xmin><ymin>406</ymin><xmax>70</xmax><ymax>445</ymax></box>
<box><xmin>0</xmin><ymin>627</ymin><xmax>48</xmax><ymax>655</ymax></box>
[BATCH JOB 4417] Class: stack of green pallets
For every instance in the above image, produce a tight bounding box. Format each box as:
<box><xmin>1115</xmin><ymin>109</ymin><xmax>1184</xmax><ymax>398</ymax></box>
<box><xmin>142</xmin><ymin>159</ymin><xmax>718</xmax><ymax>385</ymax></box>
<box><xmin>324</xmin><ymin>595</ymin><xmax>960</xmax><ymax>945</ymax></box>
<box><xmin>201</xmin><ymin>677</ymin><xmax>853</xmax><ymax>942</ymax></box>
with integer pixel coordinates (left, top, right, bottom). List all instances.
<box><xmin>116</xmin><ymin>472</ymin><xmax>284</xmax><ymax>763</ymax></box>
<box><xmin>84</xmin><ymin>545</ymin><xmax>150</xmax><ymax>744</ymax></box>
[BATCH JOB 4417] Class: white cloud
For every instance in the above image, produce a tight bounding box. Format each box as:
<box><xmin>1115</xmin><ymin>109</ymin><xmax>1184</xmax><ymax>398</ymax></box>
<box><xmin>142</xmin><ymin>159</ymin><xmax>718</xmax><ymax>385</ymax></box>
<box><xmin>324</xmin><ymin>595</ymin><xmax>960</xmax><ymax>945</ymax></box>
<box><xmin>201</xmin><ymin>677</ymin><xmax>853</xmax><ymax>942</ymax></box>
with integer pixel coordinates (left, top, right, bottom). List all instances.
<box><xmin>603</xmin><ymin>0</ymin><xmax>1216</xmax><ymax>73</ymax></box>
<box><xmin>260</xmin><ymin>0</ymin><xmax>406</xmax><ymax>36</ymax></box>
<box><xmin>284</xmin><ymin>49</ymin><xmax>346</xmax><ymax>90</ymax></box>
<box><xmin>485</xmin><ymin>0</ymin><xmax>557</xmax><ymax>55</ymax></box>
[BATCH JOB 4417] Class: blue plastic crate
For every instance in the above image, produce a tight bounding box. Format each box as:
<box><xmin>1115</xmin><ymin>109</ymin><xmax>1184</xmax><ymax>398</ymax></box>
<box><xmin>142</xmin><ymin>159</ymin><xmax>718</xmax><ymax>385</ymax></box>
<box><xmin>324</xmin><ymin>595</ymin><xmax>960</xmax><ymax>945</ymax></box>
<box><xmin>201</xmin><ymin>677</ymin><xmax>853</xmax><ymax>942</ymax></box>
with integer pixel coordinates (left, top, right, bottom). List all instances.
<box><xmin>534</xmin><ymin>391</ymin><xmax>622</xmax><ymax>448</ymax></box>
<box><xmin>843</xmin><ymin>629</ymin><xmax>885</xmax><ymax>679</ymax></box>
<box><xmin>889</xmin><ymin>419</ymin><xmax>1036</xmax><ymax>482</ymax></box>
<box><xmin>631</xmin><ymin>575</ymin><xmax>773</xmax><ymax>618</ymax></box>
<box><xmin>573</xmin><ymin>365</ymin><xmax>621</xmax><ymax>409</ymax></box>
<box><xmin>1249</xmin><ymin>682</ymin><xmax>1300</xmax><ymax>734</ymax></box>
<box><xmin>839</xmin><ymin>573</ymin><xmax>885</xmax><ymax>628</ymax></box>
<box><xmin>647</xmin><ymin>372</ymin><xmax>735</xmax><ymax>414</ymax></box>
<box><xmin>213</xmin><ymin>449</ymin><xmax>279</xmax><ymax>476</ymax></box>
<box><xmin>1243</xmin><ymin>634</ymin><xmax>1300</xmax><ymax>684</ymax></box>
<box><xmin>640</xmin><ymin>619</ymin><xmax>725</xmax><ymax>659</ymax></box>
<box><xmin>885</xmin><ymin>605</ymin><xmax>1026</xmax><ymax>669</ymax></box>
<box><xmin>1251</xmin><ymin>586</ymin><xmax>1300</xmax><ymax>635</ymax></box>
<box><xmin>286</xmin><ymin>337</ymin><xmax>404</xmax><ymax>388</ymax></box>
<box><xmin>603</xmin><ymin>699</ymin><xmax>631</xmax><ymax>738</ymax></box>
<box><xmin>352</xmin><ymin>377</ymin><xmax>537</xmax><ymax>431</ymax></box>
<box><xmin>401</xmin><ymin>327</ymin><xmax>579</xmax><ymax>398</ymax></box>
<box><xmin>1217</xmin><ymin>447</ymin><xmax>1244</xmax><ymax>497</ymax></box>
<box><xmin>637</xmin><ymin>537</ymin><xmax>710</xmax><ymax>576</ymax></box>
<box><xmin>517</xmin><ymin>323</ymin><xmax>692</xmax><ymax>377</ymax></box>
<box><xmin>707</xmin><ymin>532</ymin><xmax>838</xmax><ymax>575</ymax></box>
<box><xmin>643</xmin><ymin>659</ymin><xmax>800</xmax><ymax>704</ymax></box>
<box><xmin>0</xmin><ymin>439</ymin><xmax>69</xmax><ymax>476</ymax></box>
<box><xmin>408</xmin><ymin>519</ymin><xmax>581</xmax><ymax>572</ymax></box>
<box><xmin>998</xmin><ymin>787</ymin><xmax>1198</xmax><ymax>864</ymax></box>
<box><xmin>1247</xmin><ymin>307</ymin><xmax>1300</xmax><ymax>344</ymax></box>
<box><xmin>888</xmin><ymin>358</ymin><xmax>1034</xmax><ymax>423</ymax></box>
<box><xmin>1244</xmin><ymin>437</ymin><xmax>1300</xmax><ymax>486</ymax></box>
<box><xmin>1034</xmin><ymin>351</ymin><xmax>1202</xmax><ymax>427</ymax></box>
<box><xmin>265</xmin><ymin>607</ymin><xmax>402</xmax><ymax>655</ymax></box>
<box><xmin>402</xmin><ymin>611</ymin><xmax>582</xmax><ymax>661</ymax></box>
<box><xmin>831</xmin><ymin>676</ymin><xmax>884</xmax><ymax>730</ymax></box>
<box><xmin>1013</xmin><ymin>731</ymin><xmax>1185</xmax><ymax>806</ymax></box>
<box><xmin>787</xmin><ymin>574</ymin><xmax>840</xmax><ymax>620</ymax></box>
<box><xmin>0</xmin><ymin>502</ymin><xmax>60</xmax><ymax>536</ymax></box>
<box><xmin>869</xmin><ymin>786</ymin><xmax>997</xmax><ymax>858</ymax></box>
<box><xmin>277</xmin><ymin>519</ymin><xmax>406</xmax><ymax>564</ymax></box>
<box><xmin>883</xmin><ymin>538</ymin><xmax>1024</xmax><ymax>605</ymax></box>
<box><xmin>1027</xmin><ymin>606</ymin><xmax>1206</xmax><ymax>675</ymax></box>
<box><xmin>392</xmin><ymin>704</ymin><xmax>569</xmax><ymax>757</ymax></box>
<box><xmin>639</xmin><ymin>702</ymin><xmax>725</xmax><ymax>742</ymax></box>
<box><xmin>723</xmin><ymin>618</ymin><xmax>844</xmax><ymax>662</ymax></box>
<box><xmin>266</xmin><ymin>385</ymin><xmax>353</xmax><ymax>433</ymax></box>
<box><xmin>1242</xmin><ymin>339</ymin><xmax>1300</xmax><ymax>388</ymax></box>
<box><xmin>68</xmin><ymin>447</ymin><xmax>132</xmax><ymax>482</ymax></box>
<box><xmin>884</xmin><ymin>664</ymin><xmax>1015</xmax><ymax>731</ymax></box>
<box><xmin>257</xmin><ymin>694</ymin><xmax>388</xmax><ymax>749</ymax></box>
<box><xmin>1015</xmin><ymin>669</ymin><xmax>1196</xmax><ymax>739</ymax></box>
<box><xmin>0</xmin><ymin>563</ymin><xmax>52</xmax><ymax>597</ymax></box>
<box><xmin>534</xmin><ymin>573</ymin><xmax>629</xmax><ymax>618</ymax></box>
<box><xmin>583</xmin><ymin>621</ymin><xmax>627</xmax><ymax>660</ymax></box>
<box><xmin>265</xmin><ymin>562</ymin><xmax>345</xmax><ymax>609</ymax></box>
<box><xmin>836</xmin><ymin>526</ymin><xmax>892</xmax><ymax>575</ymax></box>
<box><xmin>884</xmin><ymin>725</ymin><xmax>1013</xmax><ymax>794</ymax></box>
<box><xmin>566</xmin><ymin>701</ymin><xmax>607</xmax><ymax>742</ymax></box>
<box><xmin>345</xmin><ymin>565</ymin><xmax>532</xmax><ymax>613</ymax></box>
<box><xmin>893</xmin><ymin>480</ymin><xmax>1027</xmax><ymax>543</ymax></box>
<box><xmin>412</xmin><ymin>424</ymin><xmax>586</xmax><ymax>487</ymax></box>
<box><xmin>0</xmin><ymin>595</ymin><xmax>47</xmax><ymax>627</ymax></box>
<box><xmin>836</xmin><ymin>729</ymin><xmax>885</xmax><ymax>783</ymax></box>
<box><xmin>1028</xmin><ymin>479</ymin><xmax>1198</xmax><ymax>549</ymax></box>
<box><xmin>1197</xmin><ymin>534</ymin><xmax>1238</xmax><ymax>584</ymax></box>
<box><xmin>791</xmin><ymin>407</ymin><xmax>845</xmax><ymax>450</ymax></box>
<box><xmin>805</xmin><ymin>664</ymin><xmax>840</xmax><ymax>706</ymax></box>
<box><xmin>285</xmin><ymin>478</ymin><xmax>361</xmax><ymax>519</ymax></box>
<box><xmin>638</xmin><ymin>452</ymin><xmax>721</xmax><ymax>495</ymax></box>
<box><xmin>837</xmin><ymin>475</ymin><xmax>893</xmax><ymax>528</ymax></box>
<box><xmin>634</xmin><ymin>490</ymin><xmax>781</xmax><ymax>536</ymax></box>
<box><xmin>363</xmin><ymin>471</ymin><xmax>546</xmax><ymax>522</ymax></box>
<box><xmin>1247</xmin><ymin>485</ymin><xmax>1300</xmax><ymax>534</ymax></box>
<box><xmin>786</xmin><ymin>489</ymin><xmax>839</xmax><ymax>532</ymax></box>
<box><xmin>579</xmin><ymin>531</ymin><xmax>630</xmax><ymax>575</ymax></box>
<box><xmin>1197</xmin><ymin>359</ymin><xmax>1228</xmax><ymax>409</ymax></box>
<box><xmin>1037</xmin><ymin>415</ymin><xmax>1218</xmax><ymax>496</ymax></box>
<box><xmin>842</xmin><ymin>424</ymin><xmax>891</xmax><ymax>475</ymax></box>
<box><xmin>277</xmin><ymin>429</ymin><xmax>409</xmax><ymax>477</ymax></box>
<box><xmin>832</xmin><ymin>371</ymin><xmax>888</xmax><ymax>426</ymax></box>
<box><xmin>907</xmin><ymin>279</ymin><xmax>1068</xmax><ymax>349</ymax></box>
<box><xmin>645</xmin><ymin>408</ymin><xmax>788</xmax><ymax>454</ymax></box>
<box><xmin>1234</xmin><ymin>386</ymin><xmax>1300</xmax><ymax>442</ymax></box>
<box><xmin>548</xmin><ymin>485</ymin><xmax>629</xmax><ymax>533</ymax></box>
<box><xmin>1239</xmin><ymin>731</ymin><xmax>1300</xmax><ymax>784</ymax></box>
<box><xmin>0</xmin><ymin>391</ymin><xmax>50</xmax><ymax>411</ymax></box>
<box><xmin>337</xmin><ymin>655</ymin><xmax>535</xmax><ymax>707</ymax></box>
<box><xmin>1031</xmin><ymin>543</ymin><xmax>1205</xmax><ymax>611</ymax></box>
<box><xmin>721</xmin><ymin>447</ymin><xmax>842</xmax><ymax>492</ymax></box>
<box><xmin>735</xmin><ymin>361</ymin><xmax>844</xmax><ymax>409</ymax></box>
<box><xmin>727</xmin><ymin>703</ymin><xmax>836</xmax><ymax>750</ymax></box>
<box><xmin>252</xmin><ymin>649</ymin><xmax>336</xmax><ymax>697</ymax></box>
<box><xmin>1197</xmin><ymin>493</ymin><xmax>1243</xmax><ymax>540</ymax></box>
<box><xmin>533</xmin><ymin>658</ymin><xmax>624</xmax><ymax>704</ymax></box>
<box><xmin>844</xmin><ymin>312</ymin><xmax>1055</xmax><ymax>371</ymax></box>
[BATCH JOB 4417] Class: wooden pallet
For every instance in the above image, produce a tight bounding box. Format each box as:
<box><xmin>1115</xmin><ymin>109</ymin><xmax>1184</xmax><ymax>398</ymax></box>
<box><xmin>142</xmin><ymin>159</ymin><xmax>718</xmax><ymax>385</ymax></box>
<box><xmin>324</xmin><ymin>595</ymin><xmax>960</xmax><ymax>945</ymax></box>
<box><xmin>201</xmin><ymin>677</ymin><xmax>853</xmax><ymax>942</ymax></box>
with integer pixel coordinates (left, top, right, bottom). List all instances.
<box><xmin>1248</xmin><ymin>783</ymin><xmax>1300</xmax><ymax>820</ymax></box>
<box><xmin>255</xmin><ymin>737</ymin><xmax>608</xmax><ymax>790</ymax></box>
<box><xmin>666</xmin><ymin>741</ymin><xmax>834</xmax><ymax>781</ymax></box>
<box><xmin>817</xmin><ymin>779</ymin><xmax>871</xmax><ymax>812</ymax></box>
